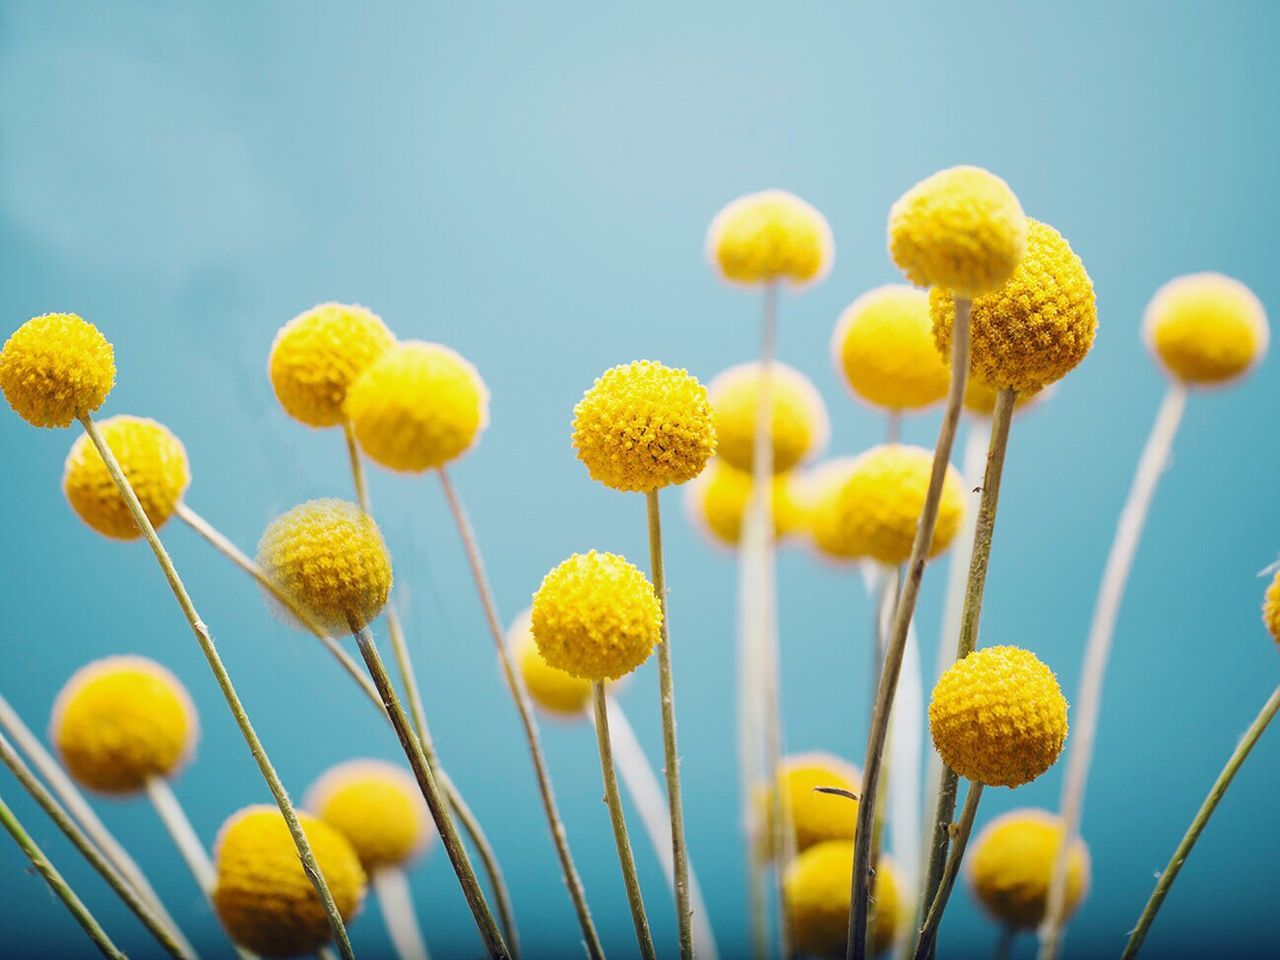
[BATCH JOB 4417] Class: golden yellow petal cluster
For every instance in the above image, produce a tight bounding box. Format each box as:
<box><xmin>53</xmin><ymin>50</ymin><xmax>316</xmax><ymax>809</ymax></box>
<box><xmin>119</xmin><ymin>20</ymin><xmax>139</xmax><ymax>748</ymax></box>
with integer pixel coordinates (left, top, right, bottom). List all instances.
<box><xmin>0</xmin><ymin>313</ymin><xmax>115</xmax><ymax>428</ymax></box>
<box><xmin>707</xmin><ymin>190</ymin><xmax>834</xmax><ymax>287</ymax></box>
<box><xmin>684</xmin><ymin>459</ymin><xmax>811</xmax><ymax>548</ymax></box>
<box><xmin>784</xmin><ymin>841</ymin><xmax>903</xmax><ymax>958</ymax></box>
<box><xmin>1144</xmin><ymin>273</ymin><xmax>1269</xmax><ymax>385</ymax></box>
<box><xmin>832</xmin><ymin>285</ymin><xmax>950</xmax><ymax>411</ymax></box>
<box><xmin>308</xmin><ymin>759</ymin><xmax>433</xmax><ymax>869</ymax></box>
<box><xmin>708</xmin><ymin>361</ymin><xmax>828</xmax><ymax>475</ymax></box>
<box><xmin>967</xmin><ymin>808</ymin><xmax>1090</xmax><ymax>928</ymax></box>
<box><xmin>757</xmin><ymin>752</ymin><xmax>861</xmax><ymax>858</ymax></box>
<box><xmin>509</xmin><ymin>609</ymin><xmax>594</xmax><ymax>716</ymax></box>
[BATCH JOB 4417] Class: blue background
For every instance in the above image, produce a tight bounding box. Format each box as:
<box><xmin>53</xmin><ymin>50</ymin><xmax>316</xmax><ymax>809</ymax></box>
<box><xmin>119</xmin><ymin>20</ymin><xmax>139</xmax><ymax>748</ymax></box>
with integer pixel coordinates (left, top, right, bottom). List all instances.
<box><xmin>2</xmin><ymin>2</ymin><xmax>1278</xmax><ymax>957</ymax></box>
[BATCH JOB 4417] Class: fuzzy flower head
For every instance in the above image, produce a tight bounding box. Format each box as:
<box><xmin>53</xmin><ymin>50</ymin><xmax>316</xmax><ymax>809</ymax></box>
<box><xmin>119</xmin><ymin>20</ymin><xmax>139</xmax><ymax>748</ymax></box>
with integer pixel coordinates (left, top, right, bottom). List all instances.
<box><xmin>708</xmin><ymin>361</ymin><xmax>829</xmax><ymax>475</ymax></box>
<box><xmin>685</xmin><ymin>460</ymin><xmax>812</xmax><ymax>549</ymax></box>
<box><xmin>268</xmin><ymin>302</ymin><xmax>395</xmax><ymax>428</ymax></box>
<box><xmin>531</xmin><ymin>551</ymin><xmax>662</xmax><ymax>682</ymax></box>
<box><xmin>572</xmin><ymin>361</ymin><xmax>717</xmax><ymax>493</ymax></box>
<box><xmin>1</xmin><ymin>313</ymin><xmax>115</xmax><ymax>428</ymax></box>
<box><xmin>930</xmin><ymin>645</ymin><xmax>1068</xmax><ymax>788</ymax></box>
<box><xmin>1143</xmin><ymin>273</ymin><xmax>1269</xmax><ymax>386</ymax></box>
<box><xmin>346</xmin><ymin>341</ymin><xmax>489</xmax><ymax>472</ymax></box>
<box><xmin>888</xmin><ymin>166</ymin><xmax>1027</xmax><ymax>297</ymax></box>
<box><xmin>757</xmin><ymin>752</ymin><xmax>861</xmax><ymax>859</ymax></box>
<box><xmin>213</xmin><ymin>806</ymin><xmax>366</xmax><ymax>958</ymax></box>
<box><xmin>257</xmin><ymin>499</ymin><xmax>393</xmax><ymax>633</ymax></box>
<box><xmin>832</xmin><ymin>286</ymin><xmax>950</xmax><ymax>411</ymax></box>
<box><xmin>706</xmin><ymin>190</ymin><xmax>834</xmax><ymax>288</ymax></box>
<box><xmin>509</xmin><ymin>609</ymin><xmax>593</xmax><ymax>717</ymax></box>
<box><xmin>968</xmin><ymin>809</ymin><xmax>1091</xmax><ymax>929</ymax></box>
<box><xmin>784</xmin><ymin>842</ymin><xmax>903</xmax><ymax>958</ymax></box>
<box><xmin>932</xmin><ymin>219</ymin><xmax>1097</xmax><ymax>394</ymax></box>
<box><xmin>62</xmin><ymin>415</ymin><xmax>190</xmax><ymax>541</ymax></box>
<box><xmin>307</xmin><ymin>760</ymin><xmax>434</xmax><ymax>870</ymax></box>
<box><xmin>51</xmin><ymin>656</ymin><xmax>197</xmax><ymax>795</ymax></box>
<box><xmin>1263</xmin><ymin>571</ymin><xmax>1280</xmax><ymax>644</ymax></box>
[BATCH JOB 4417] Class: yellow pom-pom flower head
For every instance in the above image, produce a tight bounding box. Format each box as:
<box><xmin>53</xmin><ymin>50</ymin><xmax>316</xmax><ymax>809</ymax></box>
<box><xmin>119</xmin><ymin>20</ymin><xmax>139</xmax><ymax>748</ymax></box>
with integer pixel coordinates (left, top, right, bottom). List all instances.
<box><xmin>968</xmin><ymin>809</ymin><xmax>1090</xmax><ymax>929</ymax></box>
<box><xmin>346</xmin><ymin>341</ymin><xmax>489</xmax><ymax>472</ymax></box>
<box><xmin>685</xmin><ymin>460</ymin><xmax>812</xmax><ymax>548</ymax></box>
<box><xmin>51</xmin><ymin>656</ymin><xmax>197</xmax><ymax>795</ymax></box>
<box><xmin>1143</xmin><ymin>273</ymin><xmax>1268</xmax><ymax>385</ymax></box>
<box><xmin>757</xmin><ymin>752</ymin><xmax>861</xmax><ymax>858</ymax></box>
<box><xmin>213</xmin><ymin>806</ymin><xmax>366</xmax><ymax>958</ymax></box>
<box><xmin>62</xmin><ymin>415</ymin><xmax>190</xmax><ymax>541</ymax></box>
<box><xmin>1</xmin><ymin>313</ymin><xmax>115</xmax><ymax>428</ymax></box>
<box><xmin>784</xmin><ymin>841</ymin><xmax>903</xmax><ymax>958</ymax></box>
<box><xmin>832</xmin><ymin>286</ymin><xmax>950</xmax><ymax>411</ymax></box>
<box><xmin>932</xmin><ymin>219</ymin><xmax>1097</xmax><ymax>394</ymax></box>
<box><xmin>888</xmin><ymin>166</ymin><xmax>1027</xmax><ymax>297</ymax></box>
<box><xmin>257</xmin><ymin>498</ymin><xmax>393</xmax><ymax>633</ymax></box>
<box><xmin>268</xmin><ymin>302</ymin><xmax>395</xmax><ymax>428</ymax></box>
<box><xmin>708</xmin><ymin>362</ymin><xmax>829</xmax><ymax>475</ymax></box>
<box><xmin>307</xmin><ymin>760</ymin><xmax>434</xmax><ymax>870</ymax></box>
<box><xmin>572</xmin><ymin>361</ymin><xmax>717</xmax><ymax>493</ymax></box>
<box><xmin>1263</xmin><ymin>571</ymin><xmax>1280</xmax><ymax>645</ymax></box>
<box><xmin>930</xmin><ymin>645</ymin><xmax>1068</xmax><ymax>788</ymax></box>
<box><xmin>531</xmin><ymin>551</ymin><xmax>662</xmax><ymax>682</ymax></box>
<box><xmin>706</xmin><ymin>190</ymin><xmax>834</xmax><ymax>288</ymax></box>
<box><xmin>509</xmin><ymin>609</ymin><xmax>594</xmax><ymax>717</ymax></box>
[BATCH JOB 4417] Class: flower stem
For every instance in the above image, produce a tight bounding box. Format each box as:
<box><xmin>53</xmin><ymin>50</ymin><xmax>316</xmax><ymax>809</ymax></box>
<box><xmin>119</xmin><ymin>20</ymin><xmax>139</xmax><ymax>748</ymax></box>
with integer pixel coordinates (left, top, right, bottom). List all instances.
<box><xmin>374</xmin><ymin>866</ymin><xmax>432</xmax><ymax>960</ymax></box>
<box><xmin>993</xmin><ymin>925</ymin><xmax>1015</xmax><ymax>960</ymax></box>
<box><xmin>344</xmin><ymin>419</ymin><xmax>371</xmax><ymax>511</ymax></box>
<box><xmin>912</xmin><ymin>782</ymin><xmax>984</xmax><ymax>960</ymax></box>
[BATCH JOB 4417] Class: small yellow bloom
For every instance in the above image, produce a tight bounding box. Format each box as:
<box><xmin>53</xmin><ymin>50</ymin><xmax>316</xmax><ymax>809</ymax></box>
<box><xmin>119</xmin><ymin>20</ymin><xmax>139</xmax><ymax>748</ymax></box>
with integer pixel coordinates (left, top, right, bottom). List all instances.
<box><xmin>757</xmin><ymin>752</ymin><xmax>861</xmax><ymax>858</ymax></box>
<box><xmin>784</xmin><ymin>841</ymin><xmax>903</xmax><ymax>958</ymax></box>
<box><xmin>1143</xmin><ymin>273</ymin><xmax>1268</xmax><ymax>385</ymax></box>
<box><xmin>963</xmin><ymin>378</ymin><xmax>1050</xmax><ymax>418</ymax></box>
<box><xmin>832</xmin><ymin>286</ymin><xmax>950</xmax><ymax>411</ymax></box>
<box><xmin>307</xmin><ymin>760</ymin><xmax>433</xmax><ymax>870</ymax></box>
<box><xmin>968</xmin><ymin>808</ymin><xmax>1090</xmax><ymax>929</ymax></box>
<box><xmin>0</xmin><ymin>313</ymin><xmax>115</xmax><ymax>428</ymax></box>
<box><xmin>706</xmin><ymin>190</ymin><xmax>834</xmax><ymax>287</ymax></box>
<box><xmin>684</xmin><ymin>459</ymin><xmax>812</xmax><ymax>548</ymax></box>
<box><xmin>708</xmin><ymin>361</ymin><xmax>828</xmax><ymax>475</ymax></box>
<box><xmin>1263</xmin><ymin>571</ymin><xmax>1280</xmax><ymax>644</ymax></box>
<box><xmin>509</xmin><ymin>609</ymin><xmax>593</xmax><ymax>717</ymax></box>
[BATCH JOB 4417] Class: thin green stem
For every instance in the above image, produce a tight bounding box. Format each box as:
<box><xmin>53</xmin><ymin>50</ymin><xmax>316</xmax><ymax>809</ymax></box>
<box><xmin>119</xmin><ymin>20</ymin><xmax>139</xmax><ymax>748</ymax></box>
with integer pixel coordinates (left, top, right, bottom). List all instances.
<box><xmin>344</xmin><ymin>420</ymin><xmax>371</xmax><ymax>512</ymax></box>
<box><xmin>913</xmin><ymin>782</ymin><xmax>984</xmax><ymax>960</ymax></box>
<box><xmin>993</xmin><ymin>926</ymin><xmax>1015</xmax><ymax>960</ymax></box>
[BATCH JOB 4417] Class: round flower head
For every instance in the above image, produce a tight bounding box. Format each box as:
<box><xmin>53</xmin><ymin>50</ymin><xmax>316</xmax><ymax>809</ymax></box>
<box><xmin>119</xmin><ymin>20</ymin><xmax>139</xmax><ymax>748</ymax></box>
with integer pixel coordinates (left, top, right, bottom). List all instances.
<box><xmin>62</xmin><ymin>415</ymin><xmax>190</xmax><ymax>541</ymax></box>
<box><xmin>509</xmin><ymin>609</ymin><xmax>593</xmax><ymax>717</ymax></box>
<box><xmin>784</xmin><ymin>842</ymin><xmax>903</xmax><ymax>958</ymax></box>
<box><xmin>346</xmin><ymin>341</ymin><xmax>489</xmax><ymax>472</ymax></box>
<box><xmin>307</xmin><ymin>760</ymin><xmax>434</xmax><ymax>870</ymax></box>
<box><xmin>888</xmin><ymin>166</ymin><xmax>1027</xmax><ymax>297</ymax></box>
<box><xmin>257</xmin><ymin>498</ymin><xmax>393</xmax><ymax>633</ymax></box>
<box><xmin>1</xmin><ymin>313</ymin><xmax>115</xmax><ymax>428</ymax></box>
<box><xmin>968</xmin><ymin>809</ymin><xmax>1091</xmax><ymax>929</ymax></box>
<box><xmin>964</xmin><ymin>378</ymin><xmax>1051</xmax><ymax>418</ymax></box>
<box><xmin>708</xmin><ymin>361</ymin><xmax>829</xmax><ymax>475</ymax></box>
<box><xmin>930</xmin><ymin>645</ymin><xmax>1068</xmax><ymax>787</ymax></box>
<box><xmin>268</xmin><ymin>302</ymin><xmax>395</xmax><ymax>428</ymax></box>
<box><xmin>51</xmin><ymin>656</ymin><xmax>197</xmax><ymax>795</ymax></box>
<box><xmin>213</xmin><ymin>805</ymin><xmax>366</xmax><ymax>957</ymax></box>
<box><xmin>932</xmin><ymin>219</ymin><xmax>1097</xmax><ymax>394</ymax></box>
<box><xmin>757</xmin><ymin>752</ymin><xmax>861</xmax><ymax>858</ymax></box>
<box><xmin>572</xmin><ymin>361</ymin><xmax>716</xmax><ymax>493</ymax></box>
<box><xmin>706</xmin><ymin>190</ymin><xmax>834</xmax><ymax>288</ymax></box>
<box><xmin>1143</xmin><ymin>273</ymin><xmax>1269</xmax><ymax>385</ymax></box>
<box><xmin>685</xmin><ymin>460</ymin><xmax>811</xmax><ymax>548</ymax></box>
<box><xmin>1263</xmin><ymin>571</ymin><xmax>1280</xmax><ymax>644</ymax></box>
<box><xmin>531</xmin><ymin>551</ymin><xmax>663</xmax><ymax>682</ymax></box>
<box><xmin>809</xmin><ymin>447</ymin><xmax>964</xmax><ymax>566</ymax></box>
<box><xmin>832</xmin><ymin>286</ymin><xmax>950</xmax><ymax>411</ymax></box>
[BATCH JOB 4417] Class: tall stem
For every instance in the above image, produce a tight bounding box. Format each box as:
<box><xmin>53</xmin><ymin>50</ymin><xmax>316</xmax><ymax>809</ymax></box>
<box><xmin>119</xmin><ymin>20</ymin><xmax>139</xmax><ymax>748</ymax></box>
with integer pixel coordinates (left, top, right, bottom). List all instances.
<box><xmin>993</xmin><ymin>927</ymin><xmax>1015</xmax><ymax>960</ymax></box>
<box><xmin>344</xmin><ymin>420</ymin><xmax>371</xmax><ymax>511</ymax></box>
<box><xmin>374</xmin><ymin>867</ymin><xmax>432</xmax><ymax>960</ymax></box>
<box><xmin>912</xmin><ymin>782</ymin><xmax>984</xmax><ymax>960</ymax></box>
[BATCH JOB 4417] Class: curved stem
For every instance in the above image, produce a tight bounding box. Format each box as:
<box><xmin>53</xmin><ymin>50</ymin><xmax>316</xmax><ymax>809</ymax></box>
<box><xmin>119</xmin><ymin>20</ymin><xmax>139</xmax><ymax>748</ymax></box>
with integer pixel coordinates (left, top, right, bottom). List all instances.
<box><xmin>375</xmin><ymin>867</ymin><xmax>432</xmax><ymax>960</ymax></box>
<box><xmin>912</xmin><ymin>782</ymin><xmax>984</xmax><ymax>960</ymax></box>
<box><xmin>344</xmin><ymin>420</ymin><xmax>371</xmax><ymax>512</ymax></box>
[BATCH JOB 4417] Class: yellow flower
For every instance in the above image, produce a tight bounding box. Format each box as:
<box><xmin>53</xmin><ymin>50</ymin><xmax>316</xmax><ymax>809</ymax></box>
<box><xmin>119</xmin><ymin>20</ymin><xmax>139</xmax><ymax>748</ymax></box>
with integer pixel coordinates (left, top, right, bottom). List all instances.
<box><xmin>1143</xmin><ymin>273</ymin><xmax>1269</xmax><ymax>385</ymax></box>
<box><xmin>62</xmin><ymin>415</ymin><xmax>190</xmax><ymax>540</ymax></box>
<box><xmin>968</xmin><ymin>808</ymin><xmax>1090</xmax><ymax>929</ymax></box>
<box><xmin>708</xmin><ymin>361</ymin><xmax>828</xmax><ymax>474</ymax></box>
<box><xmin>346</xmin><ymin>341</ymin><xmax>489</xmax><ymax>472</ymax></box>
<box><xmin>531</xmin><ymin>551</ymin><xmax>662</xmax><ymax>682</ymax></box>
<box><xmin>832</xmin><ymin>285</ymin><xmax>950</xmax><ymax>411</ymax></box>
<box><xmin>929</xmin><ymin>645</ymin><xmax>1068</xmax><ymax>788</ymax></box>
<box><xmin>51</xmin><ymin>656</ymin><xmax>197</xmax><ymax>795</ymax></box>
<box><xmin>572</xmin><ymin>361</ymin><xmax>716</xmax><ymax>493</ymax></box>
<box><xmin>757</xmin><ymin>752</ymin><xmax>861</xmax><ymax>858</ymax></box>
<box><xmin>1263</xmin><ymin>571</ymin><xmax>1280</xmax><ymax>644</ymax></box>
<box><xmin>888</xmin><ymin>166</ymin><xmax>1027</xmax><ymax>297</ymax></box>
<box><xmin>268</xmin><ymin>302</ymin><xmax>395</xmax><ymax>428</ymax></box>
<box><xmin>706</xmin><ymin>190</ymin><xmax>834</xmax><ymax>287</ymax></box>
<box><xmin>307</xmin><ymin>760</ymin><xmax>433</xmax><ymax>870</ymax></box>
<box><xmin>0</xmin><ymin>313</ymin><xmax>115</xmax><ymax>428</ymax></box>
<box><xmin>213</xmin><ymin>805</ymin><xmax>366</xmax><ymax>958</ymax></box>
<box><xmin>684</xmin><ymin>459</ymin><xmax>812</xmax><ymax>548</ymax></box>
<box><xmin>963</xmin><ymin>378</ymin><xmax>1050</xmax><ymax>418</ymax></box>
<box><xmin>784</xmin><ymin>841</ymin><xmax>903</xmax><ymax>958</ymax></box>
<box><xmin>257</xmin><ymin>498</ymin><xmax>393</xmax><ymax>633</ymax></box>
<box><xmin>932</xmin><ymin>219</ymin><xmax>1097</xmax><ymax>394</ymax></box>
<box><xmin>809</xmin><ymin>447</ymin><xmax>964</xmax><ymax>565</ymax></box>
<box><xmin>509</xmin><ymin>609</ymin><xmax>593</xmax><ymax>717</ymax></box>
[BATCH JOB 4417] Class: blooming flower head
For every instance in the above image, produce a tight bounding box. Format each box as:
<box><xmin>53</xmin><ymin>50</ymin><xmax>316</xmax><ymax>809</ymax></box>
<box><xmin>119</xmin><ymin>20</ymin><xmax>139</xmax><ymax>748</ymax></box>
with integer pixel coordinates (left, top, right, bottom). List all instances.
<box><xmin>268</xmin><ymin>302</ymin><xmax>395</xmax><ymax>428</ymax></box>
<box><xmin>708</xmin><ymin>361</ymin><xmax>828</xmax><ymax>474</ymax></box>
<box><xmin>706</xmin><ymin>190</ymin><xmax>834</xmax><ymax>288</ymax></box>
<box><xmin>1143</xmin><ymin>273</ymin><xmax>1269</xmax><ymax>385</ymax></box>
<box><xmin>784</xmin><ymin>841</ymin><xmax>903</xmax><ymax>958</ymax></box>
<box><xmin>257</xmin><ymin>498</ymin><xmax>393</xmax><ymax>633</ymax></box>
<box><xmin>1263</xmin><ymin>571</ymin><xmax>1280</xmax><ymax>644</ymax></box>
<box><xmin>930</xmin><ymin>645</ymin><xmax>1068</xmax><ymax>787</ymax></box>
<box><xmin>509</xmin><ymin>609</ymin><xmax>593</xmax><ymax>717</ymax></box>
<box><xmin>572</xmin><ymin>361</ymin><xmax>716</xmax><ymax>493</ymax></box>
<box><xmin>888</xmin><ymin>166</ymin><xmax>1027</xmax><ymax>298</ymax></box>
<box><xmin>931</xmin><ymin>219</ymin><xmax>1097</xmax><ymax>394</ymax></box>
<box><xmin>832</xmin><ymin>285</ymin><xmax>950</xmax><ymax>411</ymax></box>
<box><xmin>967</xmin><ymin>808</ymin><xmax>1091</xmax><ymax>929</ymax></box>
<box><xmin>307</xmin><ymin>760</ymin><xmax>433</xmax><ymax>870</ymax></box>
<box><xmin>51</xmin><ymin>656</ymin><xmax>197</xmax><ymax>794</ymax></box>
<box><xmin>757</xmin><ymin>752</ymin><xmax>861</xmax><ymax>858</ymax></box>
<box><xmin>684</xmin><ymin>459</ymin><xmax>812</xmax><ymax>548</ymax></box>
<box><xmin>531</xmin><ymin>551</ymin><xmax>662</xmax><ymax>682</ymax></box>
<box><xmin>62</xmin><ymin>415</ymin><xmax>190</xmax><ymax>541</ymax></box>
<box><xmin>213</xmin><ymin>806</ymin><xmax>366</xmax><ymax>958</ymax></box>
<box><xmin>1</xmin><ymin>313</ymin><xmax>115</xmax><ymax>428</ymax></box>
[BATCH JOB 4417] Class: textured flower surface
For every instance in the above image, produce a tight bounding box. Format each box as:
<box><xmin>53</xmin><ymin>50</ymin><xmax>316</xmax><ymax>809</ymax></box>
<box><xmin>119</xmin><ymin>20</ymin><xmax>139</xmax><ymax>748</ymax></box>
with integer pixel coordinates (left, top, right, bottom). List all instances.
<box><xmin>932</xmin><ymin>219</ymin><xmax>1097</xmax><ymax>393</ymax></box>
<box><xmin>757</xmin><ymin>752</ymin><xmax>861</xmax><ymax>858</ymax></box>
<box><xmin>257</xmin><ymin>498</ymin><xmax>393</xmax><ymax>633</ymax></box>
<box><xmin>268</xmin><ymin>302</ymin><xmax>394</xmax><ymax>428</ymax></box>
<box><xmin>1264</xmin><ymin>571</ymin><xmax>1280</xmax><ymax>644</ymax></box>
<box><xmin>685</xmin><ymin>459</ymin><xmax>811</xmax><ymax>548</ymax></box>
<box><xmin>52</xmin><ymin>656</ymin><xmax>196</xmax><ymax>794</ymax></box>
<box><xmin>509</xmin><ymin>608</ymin><xmax>593</xmax><ymax>716</ymax></box>
<box><xmin>1143</xmin><ymin>273</ymin><xmax>1269</xmax><ymax>385</ymax></box>
<box><xmin>346</xmin><ymin>340</ymin><xmax>489</xmax><ymax>472</ymax></box>
<box><xmin>832</xmin><ymin>285</ymin><xmax>950</xmax><ymax>411</ymax></box>
<box><xmin>213</xmin><ymin>806</ymin><xmax>366</xmax><ymax>958</ymax></box>
<box><xmin>572</xmin><ymin>360</ymin><xmax>716</xmax><ymax>493</ymax></box>
<box><xmin>888</xmin><ymin>166</ymin><xmax>1027</xmax><ymax>297</ymax></box>
<box><xmin>531</xmin><ymin>551</ymin><xmax>662</xmax><ymax>682</ymax></box>
<box><xmin>708</xmin><ymin>361</ymin><xmax>828</xmax><ymax>475</ymax></box>
<box><xmin>0</xmin><ymin>313</ymin><xmax>115</xmax><ymax>428</ymax></box>
<box><xmin>308</xmin><ymin>759</ymin><xmax>433</xmax><ymax>870</ymax></box>
<box><xmin>63</xmin><ymin>415</ymin><xmax>190</xmax><ymax>540</ymax></box>
<box><xmin>784</xmin><ymin>841</ymin><xmax>902</xmax><ymax>958</ymax></box>
<box><xmin>968</xmin><ymin>808</ymin><xmax>1090</xmax><ymax>928</ymax></box>
<box><xmin>706</xmin><ymin>189</ymin><xmax>834</xmax><ymax>287</ymax></box>
<box><xmin>930</xmin><ymin>645</ymin><xmax>1069</xmax><ymax>787</ymax></box>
